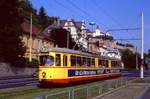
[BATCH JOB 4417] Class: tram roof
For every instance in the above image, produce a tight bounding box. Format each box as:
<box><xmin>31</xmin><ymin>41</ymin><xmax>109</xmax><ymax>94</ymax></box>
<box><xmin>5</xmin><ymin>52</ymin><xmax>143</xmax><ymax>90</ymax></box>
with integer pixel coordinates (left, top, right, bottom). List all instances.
<box><xmin>41</xmin><ymin>48</ymin><xmax>120</xmax><ymax>61</ymax></box>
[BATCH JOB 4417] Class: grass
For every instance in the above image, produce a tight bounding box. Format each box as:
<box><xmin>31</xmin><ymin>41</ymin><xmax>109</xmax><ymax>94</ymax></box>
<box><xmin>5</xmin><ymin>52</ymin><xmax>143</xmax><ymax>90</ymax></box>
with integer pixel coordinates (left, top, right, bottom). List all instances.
<box><xmin>0</xmin><ymin>86</ymin><xmax>65</xmax><ymax>99</ymax></box>
<box><xmin>0</xmin><ymin>77</ymin><xmax>136</xmax><ymax>99</ymax></box>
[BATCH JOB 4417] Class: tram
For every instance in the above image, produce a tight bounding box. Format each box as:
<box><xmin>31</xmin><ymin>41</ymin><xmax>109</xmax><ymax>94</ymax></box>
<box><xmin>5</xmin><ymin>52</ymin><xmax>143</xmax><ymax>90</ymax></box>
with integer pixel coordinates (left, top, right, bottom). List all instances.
<box><xmin>38</xmin><ymin>48</ymin><xmax>123</xmax><ymax>84</ymax></box>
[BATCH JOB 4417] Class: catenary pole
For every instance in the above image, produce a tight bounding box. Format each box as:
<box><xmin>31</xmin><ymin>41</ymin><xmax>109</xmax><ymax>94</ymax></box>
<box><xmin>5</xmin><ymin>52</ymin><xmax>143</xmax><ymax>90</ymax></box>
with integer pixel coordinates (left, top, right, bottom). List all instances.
<box><xmin>140</xmin><ymin>12</ymin><xmax>144</xmax><ymax>78</ymax></box>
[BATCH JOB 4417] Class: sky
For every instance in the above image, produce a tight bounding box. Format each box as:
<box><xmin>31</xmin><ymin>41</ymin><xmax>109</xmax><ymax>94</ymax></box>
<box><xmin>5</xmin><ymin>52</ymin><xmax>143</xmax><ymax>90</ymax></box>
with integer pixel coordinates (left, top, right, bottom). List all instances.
<box><xmin>31</xmin><ymin>0</ymin><xmax>150</xmax><ymax>53</ymax></box>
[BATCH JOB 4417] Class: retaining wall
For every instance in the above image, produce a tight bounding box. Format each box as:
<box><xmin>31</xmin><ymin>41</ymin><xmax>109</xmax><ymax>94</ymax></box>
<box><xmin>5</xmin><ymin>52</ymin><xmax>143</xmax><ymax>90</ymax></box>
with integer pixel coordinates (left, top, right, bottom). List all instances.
<box><xmin>0</xmin><ymin>62</ymin><xmax>36</xmax><ymax>78</ymax></box>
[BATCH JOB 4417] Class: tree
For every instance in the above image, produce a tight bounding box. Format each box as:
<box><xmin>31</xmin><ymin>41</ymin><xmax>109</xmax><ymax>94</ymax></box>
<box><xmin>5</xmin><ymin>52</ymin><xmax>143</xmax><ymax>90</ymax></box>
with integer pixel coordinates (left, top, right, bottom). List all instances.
<box><xmin>0</xmin><ymin>0</ymin><xmax>26</xmax><ymax>66</ymax></box>
<box><xmin>38</xmin><ymin>6</ymin><xmax>48</xmax><ymax>30</ymax></box>
<box><xmin>120</xmin><ymin>49</ymin><xmax>140</xmax><ymax>69</ymax></box>
<box><xmin>96</xmin><ymin>35</ymin><xmax>113</xmax><ymax>41</ymax></box>
<box><xmin>18</xmin><ymin>0</ymin><xmax>41</xmax><ymax>29</ymax></box>
<box><xmin>148</xmin><ymin>49</ymin><xmax>150</xmax><ymax>57</ymax></box>
<box><xmin>50</xmin><ymin>28</ymin><xmax>77</xmax><ymax>49</ymax></box>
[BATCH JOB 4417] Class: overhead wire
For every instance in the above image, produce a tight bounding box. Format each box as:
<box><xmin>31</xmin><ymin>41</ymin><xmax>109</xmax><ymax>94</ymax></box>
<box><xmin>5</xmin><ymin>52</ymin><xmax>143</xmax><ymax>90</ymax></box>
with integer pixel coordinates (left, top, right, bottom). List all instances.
<box><xmin>92</xmin><ymin>0</ymin><xmax>141</xmax><ymax>47</ymax></box>
<box><xmin>54</xmin><ymin>0</ymin><xmax>91</xmax><ymax>23</ymax></box>
<box><xmin>92</xmin><ymin>0</ymin><xmax>123</xmax><ymax>28</ymax></box>
<box><xmin>67</xmin><ymin>0</ymin><xmax>109</xmax><ymax>29</ymax></box>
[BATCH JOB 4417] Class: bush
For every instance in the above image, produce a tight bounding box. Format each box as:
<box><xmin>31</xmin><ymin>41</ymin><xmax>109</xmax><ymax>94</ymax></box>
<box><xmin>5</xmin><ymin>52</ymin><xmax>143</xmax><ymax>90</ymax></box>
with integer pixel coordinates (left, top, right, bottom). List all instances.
<box><xmin>25</xmin><ymin>58</ymin><xmax>39</xmax><ymax>68</ymax></box>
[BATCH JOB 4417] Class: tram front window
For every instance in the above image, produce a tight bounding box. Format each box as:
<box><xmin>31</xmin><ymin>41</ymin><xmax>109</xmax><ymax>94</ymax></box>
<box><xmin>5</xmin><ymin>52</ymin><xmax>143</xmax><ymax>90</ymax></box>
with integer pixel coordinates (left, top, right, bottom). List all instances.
<box><xmin>40</xmin><ymin>56</ymin><xmax>54</xmax><ymax>66</ymax></box>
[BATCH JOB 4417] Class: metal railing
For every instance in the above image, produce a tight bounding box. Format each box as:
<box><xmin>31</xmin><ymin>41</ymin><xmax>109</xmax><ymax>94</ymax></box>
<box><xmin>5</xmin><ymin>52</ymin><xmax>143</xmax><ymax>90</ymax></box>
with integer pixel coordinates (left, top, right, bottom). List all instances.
<box><xmin>36</xmin><ymin>78</ymin><xmax>132</xmax><ymax>99</ymax></box>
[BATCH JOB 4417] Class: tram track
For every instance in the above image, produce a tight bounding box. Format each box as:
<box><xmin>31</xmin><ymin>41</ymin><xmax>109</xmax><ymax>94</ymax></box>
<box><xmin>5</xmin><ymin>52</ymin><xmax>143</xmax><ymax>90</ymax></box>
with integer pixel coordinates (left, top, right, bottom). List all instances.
<box><xmin>0</xmin><ymin>77</ymin><xmax>38</xmax><ymax>89</ymax></box>
<box><xmin>0</xmin><ymin>77</ymin><xmax>135</xmax><ymax>99</ymax></box>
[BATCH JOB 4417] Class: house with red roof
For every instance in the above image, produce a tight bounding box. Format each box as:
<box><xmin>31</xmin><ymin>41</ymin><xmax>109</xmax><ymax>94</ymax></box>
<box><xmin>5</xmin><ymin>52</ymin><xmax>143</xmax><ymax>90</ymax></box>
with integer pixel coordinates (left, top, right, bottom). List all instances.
<box><xmin>21</xmin><ymin>20</ymin><xmax>54</xmax><ymax>60</ymax></box>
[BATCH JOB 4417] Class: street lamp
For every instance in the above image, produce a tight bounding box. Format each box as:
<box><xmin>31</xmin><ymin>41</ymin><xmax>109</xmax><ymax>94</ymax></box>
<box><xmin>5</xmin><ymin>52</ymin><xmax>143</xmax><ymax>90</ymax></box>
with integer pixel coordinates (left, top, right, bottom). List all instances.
<box><xmin>89</xmin><ymin>22</ymin><xmax>96</xmax><ymax>52</ymax></box>
<box><xmin>29</xmin><ymin>13</ymin><xmax>32</xmax><ymax>62</ymax></box>
<box><xmin>89</xmin><ymin>22</ymin><xmax>96</xmax><ymax>32</ymax></box>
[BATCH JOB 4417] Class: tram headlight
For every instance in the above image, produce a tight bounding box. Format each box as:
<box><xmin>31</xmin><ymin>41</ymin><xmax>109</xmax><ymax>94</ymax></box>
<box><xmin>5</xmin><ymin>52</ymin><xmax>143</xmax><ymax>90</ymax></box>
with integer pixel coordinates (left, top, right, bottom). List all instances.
<box><xmin>42</xmin><ymin>72</ymin><xmax>46</xmax><ymax>78</ymax></box>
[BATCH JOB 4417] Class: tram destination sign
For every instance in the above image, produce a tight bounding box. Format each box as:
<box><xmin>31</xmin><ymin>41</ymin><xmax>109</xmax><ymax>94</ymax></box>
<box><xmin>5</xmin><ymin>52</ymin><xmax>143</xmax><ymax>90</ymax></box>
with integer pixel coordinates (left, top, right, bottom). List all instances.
<box><xmin>68</xmin><ymin>69</ymin><xmax>120</xmax><ymax>77</ymax></box>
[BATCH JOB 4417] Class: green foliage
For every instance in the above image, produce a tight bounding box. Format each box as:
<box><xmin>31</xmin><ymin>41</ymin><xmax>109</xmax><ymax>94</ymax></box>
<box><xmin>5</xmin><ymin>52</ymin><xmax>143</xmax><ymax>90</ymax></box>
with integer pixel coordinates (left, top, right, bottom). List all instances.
<box><xmin>96</xmin><ymin>35</ymin><xmax>114</xmax><ymax>41</ymax></box>
<box><xmin>38</xmin><ymin>6</ymin><xmax>48</xmax><ymax>30</ymax></box>
<box><xmin>38</xmin><ymin>6</ymin><xmax>58</xmax><ymax>30</ymax></box>
<box><xmin>25</xmin><ymin>58</ymin><xmax>39</xmax><ymax>68</ymax></box>
<box><xmin>18</xmin><ymin>1</ymin><xmax>58</xmax><ymax>30</ymax></box>
<box><xmin>116</xmin><ymin>42</ymin><xmax>134</xmax><ymax>47</ymax></box>
<box><xmin>120</xmin><ymin>49</ymin><xmax>140</xmax><ymax>69</ymax></box>
<box><xmin>0</xmin><ymin>0</ymin><xmax>26</xmax><ymax>66</ymax></box>
<box><xmin>18</xmin><ymin>0</ymin><xmax>42</xmax><ymax>29</ymax></box>
<box><xmin>148</xmin><ymin>49</ymin><xmax>150</xmax><ymax>57</ymax></box>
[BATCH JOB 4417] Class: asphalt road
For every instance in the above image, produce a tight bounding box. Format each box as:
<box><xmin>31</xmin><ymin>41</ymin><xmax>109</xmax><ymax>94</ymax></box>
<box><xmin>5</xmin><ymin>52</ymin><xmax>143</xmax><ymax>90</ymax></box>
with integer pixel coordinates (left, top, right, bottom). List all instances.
<box><xmin>0</xmin><ymin>77</ymin><xmax>38</xmax><ymax>89</ymax></box>
<box><xmin>0</xmin><ymin>69</ymin><xmax>150</xmax><ymax>89</ymax></box>
<box><xmin>122</xmin><ymin>69</ymin><xmax>150</xmax><ymax>77</ymax></box>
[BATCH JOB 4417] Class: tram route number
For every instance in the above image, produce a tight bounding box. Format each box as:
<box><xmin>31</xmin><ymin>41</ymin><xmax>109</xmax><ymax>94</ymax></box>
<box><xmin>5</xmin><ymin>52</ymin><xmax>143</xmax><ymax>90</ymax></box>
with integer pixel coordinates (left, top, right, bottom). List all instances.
<box><xmin>68</xmin><ymin>69</ymin><xmax>120</xmax><ymax>77</ymax></box>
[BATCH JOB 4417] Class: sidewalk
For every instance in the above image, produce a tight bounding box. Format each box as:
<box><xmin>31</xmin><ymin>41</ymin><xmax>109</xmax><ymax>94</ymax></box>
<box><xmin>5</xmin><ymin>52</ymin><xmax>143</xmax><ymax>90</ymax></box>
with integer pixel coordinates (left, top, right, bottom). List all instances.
<box><xmin>93</xmin><ymin>78</ymin><xmax>150</xmax><ymax>99</ymax></box>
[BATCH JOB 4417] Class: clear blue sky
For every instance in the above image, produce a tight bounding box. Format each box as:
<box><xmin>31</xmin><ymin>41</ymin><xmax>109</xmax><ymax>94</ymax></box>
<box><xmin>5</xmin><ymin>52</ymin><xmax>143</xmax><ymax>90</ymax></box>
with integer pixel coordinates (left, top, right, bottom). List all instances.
<box><xmin>31</xmin><ymin>0</ymin><xmax>150</xmax><ymax>53</ymax></box>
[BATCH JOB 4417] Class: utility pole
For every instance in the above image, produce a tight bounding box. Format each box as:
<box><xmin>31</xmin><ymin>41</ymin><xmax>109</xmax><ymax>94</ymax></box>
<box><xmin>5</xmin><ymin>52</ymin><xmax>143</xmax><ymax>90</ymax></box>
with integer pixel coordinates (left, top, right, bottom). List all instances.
<box><xmin>140</xmin><ymin>12</ymin><xmax>144</xmax><ymax>78</ymax></box>
<box><xmin>29</xmin><ymin>13</ymin><xmax>32</xmax><ymax>62</ymax></box>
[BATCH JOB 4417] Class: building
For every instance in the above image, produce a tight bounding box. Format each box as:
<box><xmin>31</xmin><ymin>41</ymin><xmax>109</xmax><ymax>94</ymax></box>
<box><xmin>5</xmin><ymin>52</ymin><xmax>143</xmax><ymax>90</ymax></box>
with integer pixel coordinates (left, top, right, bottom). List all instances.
<box><xmin>21</xmin><ymin>20</ymin><xmax>54</xmax><ymax>60</ymax></box>
<box><xmin>42</xmin><ymin>18</ymin><xmax>88</xmax><ymax>49</ymax></box>
<box><xmin>87</xmin><ymin>26</ymin><xmax>121</xmax><ymax>59</ymax></box>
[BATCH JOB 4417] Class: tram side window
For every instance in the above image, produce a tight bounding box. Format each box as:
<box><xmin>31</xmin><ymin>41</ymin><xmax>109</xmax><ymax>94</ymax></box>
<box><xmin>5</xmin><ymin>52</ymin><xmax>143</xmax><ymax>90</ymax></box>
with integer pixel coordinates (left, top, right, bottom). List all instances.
<box><xmin>118</xmin><ymin>61</ymin><xmax>121</xmax><ymax>67</ymax></box>
<box><xmin>82</xmin><ymin>57</ymin><xmax>87</xmax><ymax>66</ymax></box>
<box><xmin>98</xmin><ymin>59</ymin><xmax>102</xmax><ymax>67</ymax></box>
<box><xmin>111</xmin><ymin>61</ymin><xmax>117</xmax><ymax>67</ymax></box>
<box><xmin>101</xmin><ymin>60</ymin><xmax>108</xmax><ymax>67</ymax></box>
<box><xmin>105</xmin><ymin>60</ymin><xmax>109</xmax><ymax>67</ymax></box>
<box><xmin>91</xmin><ymin>58</ymin><xmax>95</xmax><ymax>66</ymax></box>
<box><xmin>71</xmin><ymin>55</ymin><xmax>76</xmax><ymax>66</ymax></box>
<box><xmin>56</xmin><ymin>54</ymin><xmax>61</xmax><ymax>66</ymax></box>
<box><xmin>63</xmin><ymin>55</ymin><xmax>67</xmax><ymax>66</ymax></box>
<box><xmin>111</xmin><ymin>61</ymin><xmax>114</xmax><ymax>67</ymax></box>
<box><xmin>116</xmin><ymin>61</ymin><xmax>120</xmax><ymax>67</ymax></box>
<box><xmin>101</xmin><ymin>60</ymin><xmax>105</xmax><ymax>67</ymax></box>
<box><xmin>87</xmin><ymin>58</ymin><xmax>91</xmax><ymax>67</ymax></box>
<box><xmin>76</xmin><ymin>56</ymin><xmax>81</xmax><ymax>66</ymax></box>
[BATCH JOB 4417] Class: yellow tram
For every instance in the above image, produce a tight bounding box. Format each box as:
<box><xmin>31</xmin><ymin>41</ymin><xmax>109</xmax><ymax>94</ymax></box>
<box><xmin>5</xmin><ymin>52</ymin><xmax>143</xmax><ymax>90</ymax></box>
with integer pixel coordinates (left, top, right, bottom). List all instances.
<box><xmin>38</xmin><ymin>48</ymin><xmax>122</xmax><ymax>84</ymax></box>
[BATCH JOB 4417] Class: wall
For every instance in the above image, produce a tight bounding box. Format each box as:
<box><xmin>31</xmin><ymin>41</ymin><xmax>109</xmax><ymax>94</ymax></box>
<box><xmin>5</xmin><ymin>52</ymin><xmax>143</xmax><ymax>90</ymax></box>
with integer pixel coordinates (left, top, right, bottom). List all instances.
<box><xmin>0</xmin><ymin>63</ymin><xmax>36</xmax><ymax>78</ymax></box>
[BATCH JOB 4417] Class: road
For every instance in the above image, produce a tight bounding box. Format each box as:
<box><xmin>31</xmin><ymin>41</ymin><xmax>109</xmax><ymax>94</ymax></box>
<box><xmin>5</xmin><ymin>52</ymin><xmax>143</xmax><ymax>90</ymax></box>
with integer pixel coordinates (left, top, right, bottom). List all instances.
<box><xmin>0</xmin><ymin>69</ymin><xmax>150</xmax><ymax>89</ymax></box>
<box><xmin>122</xmin><ymin>69</ymin><xmax>150</xmax><ymax>77</ymax></box>
<box><xmin>0</xmin><ymin>77</ymin><xmax>38</xmax><ymax>89</ymax></box>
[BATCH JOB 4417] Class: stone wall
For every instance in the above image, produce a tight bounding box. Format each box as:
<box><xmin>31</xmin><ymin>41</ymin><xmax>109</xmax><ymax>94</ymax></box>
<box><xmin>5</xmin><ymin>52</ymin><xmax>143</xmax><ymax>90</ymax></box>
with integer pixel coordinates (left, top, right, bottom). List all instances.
<box><xmin>0</xmin><ymin>63</ymin><xmax>36</xmax><ymax>78</ymax></box>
